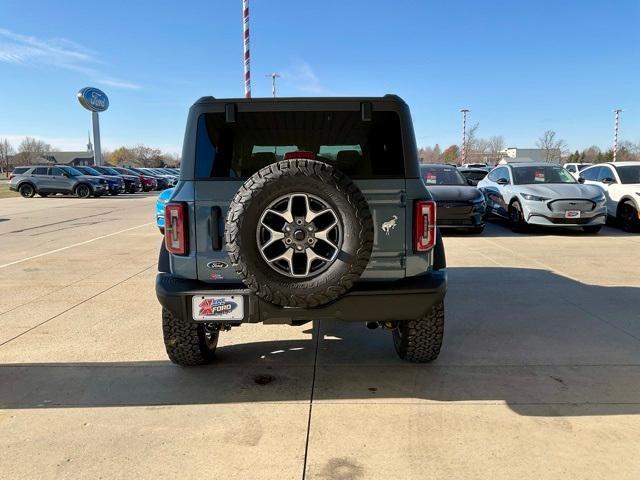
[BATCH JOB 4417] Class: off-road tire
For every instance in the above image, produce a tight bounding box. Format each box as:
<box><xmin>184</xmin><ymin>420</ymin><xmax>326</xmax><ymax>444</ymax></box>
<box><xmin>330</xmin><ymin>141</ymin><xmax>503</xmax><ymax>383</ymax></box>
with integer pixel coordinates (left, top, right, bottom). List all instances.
<box><xmin>393</xmin><ymin>302</ymin><xmax>444</xmax><ymax>363</ymax></box>
<box><xmin>19</xmin><ymin>183</ymin><xmax>35</xmax><ymax>198</ymax></box>
<box><xmin>226</xmin><ymin>158</ymin><xmax>373</xmax><ymax>308</ymax></box>
<box><xmin>162</xmin><ymin>307</ymin><xmax>218</xmax><ymax>366</ymax></box>
<box><xmin>509</xmin><ymin>200</ymin><xmax>528</xmax><ymax>233</ymax></box>
<box><xmin>582</xmin><ymin>225</ymin><xmax>602</xmax><ymax>234</ymax></box>
<box><xmin>75</xmin><ymin>184</ymin><xmax>91</xmax><ymax>198</ymax></box>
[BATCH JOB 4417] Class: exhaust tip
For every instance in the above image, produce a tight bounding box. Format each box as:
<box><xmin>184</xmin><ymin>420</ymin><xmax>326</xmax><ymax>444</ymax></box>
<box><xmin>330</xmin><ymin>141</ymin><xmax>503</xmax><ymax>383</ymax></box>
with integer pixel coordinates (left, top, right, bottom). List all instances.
<box><xmin>366</xmin><ymin>321</ymin><xmax>379</xmax><ymax>330</ymax></box>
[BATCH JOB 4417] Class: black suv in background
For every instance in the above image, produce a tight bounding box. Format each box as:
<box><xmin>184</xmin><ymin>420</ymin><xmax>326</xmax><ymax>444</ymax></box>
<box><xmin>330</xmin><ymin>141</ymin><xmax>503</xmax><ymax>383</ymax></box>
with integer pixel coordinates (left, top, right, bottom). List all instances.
<box><xmin>74</xmin><ymin>165</ymin><xmax>125</xmax><ymax>195</ymax></box>
<box><xmin>93</xmin><ymin>166</ymin><xmax>142</xmax><ymax>193</ymax></box>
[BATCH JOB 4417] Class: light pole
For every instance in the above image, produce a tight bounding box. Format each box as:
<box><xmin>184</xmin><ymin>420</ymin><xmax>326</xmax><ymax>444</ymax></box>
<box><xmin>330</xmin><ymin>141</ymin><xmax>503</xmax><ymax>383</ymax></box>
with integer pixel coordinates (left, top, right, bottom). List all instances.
<box><xmin>242</xmin><ymin>0</ymin><xmax>251</xmax><ymax>98</ymax></box>
<box><xmin>613</xmin><ymin>109</ymin><xmax>622</xmax><ymax>162</ymax></box>
<box><xmin>460</xmin><ymin>109</ymin><xmax>469</xmax><ymax>166</ymax></box>
<box><xmin>266</xmin><ymin>73</ymin><xmax>280</xmax><ymax>98</ymax></box>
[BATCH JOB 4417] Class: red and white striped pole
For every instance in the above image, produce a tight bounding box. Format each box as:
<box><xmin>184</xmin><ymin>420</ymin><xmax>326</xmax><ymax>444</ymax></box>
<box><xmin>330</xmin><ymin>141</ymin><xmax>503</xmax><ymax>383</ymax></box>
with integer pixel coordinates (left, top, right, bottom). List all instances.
<box><xmin>242</xmin><ymin>0</ymin><xmax>251</xmax><ymax>98</ymax></box>
<box><xmin>613</xmin><ymin>109</ymin><xmax>622</xmax><ymax>162</ymax></box>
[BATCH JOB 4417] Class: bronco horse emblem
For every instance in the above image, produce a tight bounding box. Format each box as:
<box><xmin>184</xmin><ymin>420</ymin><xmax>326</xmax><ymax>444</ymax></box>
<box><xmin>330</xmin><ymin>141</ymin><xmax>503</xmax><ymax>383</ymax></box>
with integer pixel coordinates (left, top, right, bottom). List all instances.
<box><xmin>381</xmin><ymin>215</ymin><xmax>398</xmax><ymax>235</ymax></box>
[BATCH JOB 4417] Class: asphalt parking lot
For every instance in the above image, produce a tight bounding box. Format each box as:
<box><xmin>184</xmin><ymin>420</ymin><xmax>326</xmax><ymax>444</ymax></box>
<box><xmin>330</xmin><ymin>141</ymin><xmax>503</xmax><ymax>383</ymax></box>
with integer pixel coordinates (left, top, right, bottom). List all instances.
<box><xmin>1</xmin><ymin>194</ymin><xmax>639</xmax><ymax>480</ymax></box>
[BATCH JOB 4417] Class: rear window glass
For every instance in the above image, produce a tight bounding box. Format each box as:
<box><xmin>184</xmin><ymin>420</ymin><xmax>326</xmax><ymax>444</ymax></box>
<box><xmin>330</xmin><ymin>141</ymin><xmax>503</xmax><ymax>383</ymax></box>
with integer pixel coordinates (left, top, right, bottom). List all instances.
<box><xmin>195</xmin><ymin>111</ymin><xmax>404</xmax><ymax>179</ymax></box>
<box><xmin>420</xmin><ymin>166</ymin><xmax>466</xmax><ymax>185</ymax></box>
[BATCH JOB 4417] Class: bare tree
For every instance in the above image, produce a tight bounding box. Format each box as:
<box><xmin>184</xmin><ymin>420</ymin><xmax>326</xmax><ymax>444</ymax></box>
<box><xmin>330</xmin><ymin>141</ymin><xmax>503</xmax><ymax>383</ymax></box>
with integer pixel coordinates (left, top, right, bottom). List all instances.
<box><xmin>0</xmin><ymin>138</ymin><xmax>15</xmax><ymax>173</ymax></box>
<box><xmin>583</xmin><ymin>145</ymin><xmax>601</xmax><ymax>163</ymax></box>
<box><xmin>536</xmin><ymin>130</ymin><xmax>567</xmax><ymax>162</ymax></box>
<box><xmin>465</xmin><ymin>122</ymin><xmax>480</xmax><ymax>153</ymax></box>
<box><xmin>16</xmin><ymin>137</ymin><xmax>52</xmax><ymax>165</ymax></box>
<box><xmin>488</xmin><ymin>135</ymin><xmax>505</xmax><ymax>154</ymax></box>
<box><xmin>617</xmin><ymin>141</ymin><xmax>638</xmax><ymax>162</ymax></box>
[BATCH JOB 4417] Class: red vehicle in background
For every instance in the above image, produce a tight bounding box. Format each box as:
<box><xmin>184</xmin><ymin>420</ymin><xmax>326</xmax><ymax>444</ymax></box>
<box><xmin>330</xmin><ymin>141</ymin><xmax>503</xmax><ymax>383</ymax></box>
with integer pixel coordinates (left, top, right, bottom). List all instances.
<box><xmin>110</xmin><ymin>166</ymin><xmax>157</xmax><ymax>192</ymax></box>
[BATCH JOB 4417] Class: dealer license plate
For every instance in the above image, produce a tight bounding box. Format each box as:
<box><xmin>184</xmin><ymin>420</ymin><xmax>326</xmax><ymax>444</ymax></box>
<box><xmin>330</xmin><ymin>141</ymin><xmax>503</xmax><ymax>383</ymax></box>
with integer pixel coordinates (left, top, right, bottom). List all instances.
<box><xmin>565</xmin><ymin>210</ymin><xmax>581</xmax><ymax>219</ymax></box>
<box><xmin>192</xmin><ymin>295</ymin><xmax>244</xmax><ymax>321</ymax></box>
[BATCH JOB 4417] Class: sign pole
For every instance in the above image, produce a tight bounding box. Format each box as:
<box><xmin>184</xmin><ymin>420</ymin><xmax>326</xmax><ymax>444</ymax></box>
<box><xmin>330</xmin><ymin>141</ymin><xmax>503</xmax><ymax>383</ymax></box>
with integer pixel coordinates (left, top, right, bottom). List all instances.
<box><xmin>92</xmin><ymin>111</ymin><xmax>102</xmax><ymax>166</ymax></box>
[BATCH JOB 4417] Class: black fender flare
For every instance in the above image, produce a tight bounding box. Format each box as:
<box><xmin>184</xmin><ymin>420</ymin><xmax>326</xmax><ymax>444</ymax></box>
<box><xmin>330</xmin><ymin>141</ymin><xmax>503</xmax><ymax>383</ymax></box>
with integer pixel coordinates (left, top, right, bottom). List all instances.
<box><xmin>433</xmin><ymin>227</ymin><xmax>446</xmax><ymax>271</ymax></box>
<box><xmin>617</xmin><ymin>196</ymin><xmax>639</xmax><ymax>216</ymax></box>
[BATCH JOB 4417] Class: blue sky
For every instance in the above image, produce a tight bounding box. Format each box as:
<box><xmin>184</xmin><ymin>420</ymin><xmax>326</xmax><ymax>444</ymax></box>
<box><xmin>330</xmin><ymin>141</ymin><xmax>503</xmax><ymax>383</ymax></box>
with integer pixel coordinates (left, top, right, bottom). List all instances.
<box><xmin>1</xmin><ymin>0</ymin><xmax>638</xmax><ymax>154</ymax></box>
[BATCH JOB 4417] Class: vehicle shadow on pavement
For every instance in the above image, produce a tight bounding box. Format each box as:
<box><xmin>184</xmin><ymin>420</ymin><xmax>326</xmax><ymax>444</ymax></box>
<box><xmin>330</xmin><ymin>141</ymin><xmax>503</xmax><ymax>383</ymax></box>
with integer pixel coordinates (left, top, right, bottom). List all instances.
<box><xmin>447</xmin><ymin>220</ymin><xmax>637</xmax><ymax>238</ymax></box>
<box><xmin>1</xmin><ymin>267</ymin><xmax>639</xmax><ymax>416</ymax></box>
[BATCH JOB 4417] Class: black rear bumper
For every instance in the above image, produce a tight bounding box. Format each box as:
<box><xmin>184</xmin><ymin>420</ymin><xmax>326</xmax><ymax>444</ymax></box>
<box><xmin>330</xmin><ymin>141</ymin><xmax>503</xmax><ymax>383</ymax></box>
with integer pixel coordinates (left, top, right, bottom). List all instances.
<box><xmin>437</xmin><ymin>203</ymin><xmax>486</xmax><ymax>228</ymax></box>
<box><xmin>156</xmin><ymin>271</ymin><xmax>447</xmax><ymax>325</ymax></box>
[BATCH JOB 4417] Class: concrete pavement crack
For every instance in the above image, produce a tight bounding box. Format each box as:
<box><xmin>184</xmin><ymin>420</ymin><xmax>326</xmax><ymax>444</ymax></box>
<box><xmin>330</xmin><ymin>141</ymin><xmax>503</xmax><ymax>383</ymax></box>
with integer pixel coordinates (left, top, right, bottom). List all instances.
<box><xmin>301</xmin><ymin>319</ymin><xmax>322</xmax><ymax>480</ymax></box>
<box><xmin>0</xmin><ymin>264</ymin><xmax>155</xmax><ymax>348</ymax></box>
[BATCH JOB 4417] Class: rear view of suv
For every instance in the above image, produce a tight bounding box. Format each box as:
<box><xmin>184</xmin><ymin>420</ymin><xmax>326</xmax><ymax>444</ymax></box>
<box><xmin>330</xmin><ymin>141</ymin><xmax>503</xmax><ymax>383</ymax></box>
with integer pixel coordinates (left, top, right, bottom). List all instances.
<box><xmin>9</xmin><ymin>165</ymin><xmax>108</xmax><ymax>198</ymax></box>
<box><xmin>156</xmin><ymin>95</ymin><xmax>447</xmax><ymax>366</ymax></box>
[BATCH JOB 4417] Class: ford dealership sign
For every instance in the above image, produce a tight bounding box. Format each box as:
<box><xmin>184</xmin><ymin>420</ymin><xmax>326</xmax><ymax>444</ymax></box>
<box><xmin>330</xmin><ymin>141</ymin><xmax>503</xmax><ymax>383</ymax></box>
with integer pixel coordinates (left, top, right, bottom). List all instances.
<box><xmin>77</xmin><ymin>87</ymin><xmax>109</xmax><ymax>112</ymax></box>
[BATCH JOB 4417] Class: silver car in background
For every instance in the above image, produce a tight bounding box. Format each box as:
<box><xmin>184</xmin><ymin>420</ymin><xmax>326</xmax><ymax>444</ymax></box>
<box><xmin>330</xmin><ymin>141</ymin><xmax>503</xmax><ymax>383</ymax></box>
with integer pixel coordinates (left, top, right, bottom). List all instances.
<box><xmin>477</xmin><ymin>162</ymin><xmax>606</xmax><ymax>233</ymax></box>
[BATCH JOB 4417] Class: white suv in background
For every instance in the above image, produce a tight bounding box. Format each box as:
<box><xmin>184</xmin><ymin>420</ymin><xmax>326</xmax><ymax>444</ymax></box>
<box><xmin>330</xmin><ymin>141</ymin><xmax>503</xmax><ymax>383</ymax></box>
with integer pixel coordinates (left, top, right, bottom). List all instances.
<box><xmin>579</xmin><ymin>162</ymin><xmax>640</xmax><ymax>232</ymax></box>
<box><xmin>564</xmin><ymin>163</ymin><xmax>593</xmax><ymax>179</ymax></box>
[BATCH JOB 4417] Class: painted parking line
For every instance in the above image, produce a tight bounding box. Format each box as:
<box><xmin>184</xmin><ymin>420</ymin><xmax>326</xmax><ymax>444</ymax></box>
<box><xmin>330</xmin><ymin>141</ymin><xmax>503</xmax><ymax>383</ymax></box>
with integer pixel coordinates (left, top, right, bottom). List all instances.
<box><xmin>0</xmin><ymin>222</ymin><xmax>155</xmax><ymax>270</ymax></box>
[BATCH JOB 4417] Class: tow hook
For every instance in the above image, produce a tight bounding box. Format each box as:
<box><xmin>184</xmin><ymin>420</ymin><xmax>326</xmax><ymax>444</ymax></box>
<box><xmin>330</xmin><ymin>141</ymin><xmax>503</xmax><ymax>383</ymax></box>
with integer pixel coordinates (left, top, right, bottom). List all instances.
<box><xmin>366</xmin><ymin>321</ymin><xmax>398</xmax><ymax>330</ymax></box>
<box><xmin>204</xmin><ymin>323</ymin><xmax>232</xmax><ymax>332</ymax></box>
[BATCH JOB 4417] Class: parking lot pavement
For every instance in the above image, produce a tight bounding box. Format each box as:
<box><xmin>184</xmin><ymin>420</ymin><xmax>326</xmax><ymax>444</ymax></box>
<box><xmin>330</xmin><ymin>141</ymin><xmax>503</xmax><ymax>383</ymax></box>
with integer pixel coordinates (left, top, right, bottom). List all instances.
<box><xmin>1</xmin><ymin>197</ymin><xmax>639</xmax><ymax>479</ymax></box>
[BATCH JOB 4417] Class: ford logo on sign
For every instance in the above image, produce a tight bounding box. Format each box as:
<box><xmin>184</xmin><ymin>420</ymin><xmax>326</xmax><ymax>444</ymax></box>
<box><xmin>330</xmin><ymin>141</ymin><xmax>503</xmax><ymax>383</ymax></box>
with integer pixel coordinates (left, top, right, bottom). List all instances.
<box><xmin>77</xmin><ymin>87</ymin><xmax>109</xmax><ymax>112</ymax></box>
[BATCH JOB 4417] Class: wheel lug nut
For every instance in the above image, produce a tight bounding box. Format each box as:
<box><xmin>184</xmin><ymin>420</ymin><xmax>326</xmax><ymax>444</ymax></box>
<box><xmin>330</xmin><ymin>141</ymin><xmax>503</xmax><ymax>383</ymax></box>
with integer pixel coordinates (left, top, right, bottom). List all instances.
<box><xmin>285</xmin><ymin>238</ymin><xmax>292</xmax><ymax>244</ymax></box>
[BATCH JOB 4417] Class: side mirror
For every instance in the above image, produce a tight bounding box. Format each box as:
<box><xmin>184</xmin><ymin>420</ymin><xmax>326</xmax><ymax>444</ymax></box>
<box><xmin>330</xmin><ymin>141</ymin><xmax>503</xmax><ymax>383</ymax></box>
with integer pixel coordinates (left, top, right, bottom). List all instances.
<box><xmin>601</xmin><ymin>177</ymin><xmax>615</xmax><ymax>184</ymax></box>
<box><xmin>496</xmin><ymin>177</ymin><xmax>509</xmax><ymax>185</ymax></box>
<box><xmin>578</xmin><ymin>176</ymin><xmax>585</xmax><ymax>184</ymax></box>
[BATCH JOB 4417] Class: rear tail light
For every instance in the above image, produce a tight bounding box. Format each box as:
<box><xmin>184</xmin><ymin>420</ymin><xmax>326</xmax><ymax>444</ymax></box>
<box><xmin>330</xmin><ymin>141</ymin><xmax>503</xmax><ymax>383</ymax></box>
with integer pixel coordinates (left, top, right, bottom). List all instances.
<box><xmin>414</xmin><ymin>200</ymin><xmax>436</xmax><ymax>252</ymax></box>
<box><xmin>165</xmin><ymin>203</ymin><xmax>188</xmax><ymax>255</ymax></box>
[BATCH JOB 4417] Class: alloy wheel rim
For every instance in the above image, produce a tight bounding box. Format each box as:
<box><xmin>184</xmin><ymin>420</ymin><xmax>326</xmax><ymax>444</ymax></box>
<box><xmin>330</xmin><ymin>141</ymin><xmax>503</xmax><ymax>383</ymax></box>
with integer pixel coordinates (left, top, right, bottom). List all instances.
<box><xmin>256</xmin><ymin>193</ymin><xmax>342</xmax><ymax>278</ymax></box>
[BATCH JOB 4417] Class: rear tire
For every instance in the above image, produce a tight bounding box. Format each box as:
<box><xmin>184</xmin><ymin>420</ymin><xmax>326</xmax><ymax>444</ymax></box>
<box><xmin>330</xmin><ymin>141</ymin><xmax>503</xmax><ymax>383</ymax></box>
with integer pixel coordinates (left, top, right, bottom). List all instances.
<box><xmin>393</xmin><ymin>302</ymin><xmax>444</xmax><ymax>363</ymax></box>
<box><xmin>582</xmin><ymin>225</ymin><xmax>602</xmax><ymax>234</ymax></box>
<box><xmin>162</xmin><ymin>308</ymin><xmax>218</xmax><ymax>366</ymax></box>
<box><xmin>75</xmin><ymin>184</ymin><xmax>91</xmax><ymax>198</ymax></box>
<box><xmin>509</xmin><ymin>200</ymin><xmax>528</xmax><ymax>233</ymax></box>
<box><xmin>19</xmin><ymin>183</ymin><xmax>35</xmax><ymax>198</ymax></box>
<box><xmin>618</xmin><ymin>201</ymin><xmax>640</xmax><ymax>233</ymax></box>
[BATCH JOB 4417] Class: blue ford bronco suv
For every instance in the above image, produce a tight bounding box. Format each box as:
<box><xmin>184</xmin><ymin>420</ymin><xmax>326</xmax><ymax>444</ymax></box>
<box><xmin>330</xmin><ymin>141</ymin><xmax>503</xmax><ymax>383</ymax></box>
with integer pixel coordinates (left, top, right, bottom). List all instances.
<box><xmin>156</xmin><ymin>95</ymin><xmax>447</xmax><ymax>366</ymax></box>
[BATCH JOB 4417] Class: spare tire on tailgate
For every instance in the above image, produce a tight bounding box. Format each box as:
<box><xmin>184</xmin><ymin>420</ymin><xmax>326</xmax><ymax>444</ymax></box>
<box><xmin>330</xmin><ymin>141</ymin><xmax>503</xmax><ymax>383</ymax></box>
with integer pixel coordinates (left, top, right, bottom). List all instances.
<box><xmin>225</xmin><ymin>158</ymin><xmax>373</xmax><ymax>307</ymax></box>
